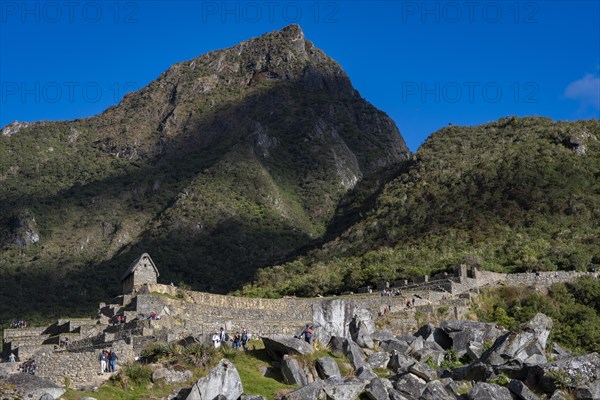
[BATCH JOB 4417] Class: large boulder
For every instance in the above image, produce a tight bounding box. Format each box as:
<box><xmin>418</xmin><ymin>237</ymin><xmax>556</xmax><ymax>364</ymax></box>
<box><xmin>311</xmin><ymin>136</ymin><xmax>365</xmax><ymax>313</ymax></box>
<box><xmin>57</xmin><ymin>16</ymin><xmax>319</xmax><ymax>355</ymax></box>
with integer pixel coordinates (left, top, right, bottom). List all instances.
<box><xmin>349</xmin><ymin>308</ymin><xmax>375</xmax><ymax>349</ymax></box>
<box><xmin>379</xmin><ymin>338</ymin><xmax>410</xmax><ymax>355</ymax></box>
<box><xmin>393</xmin><ymin>372</ymin><xmax>427</xmax><ymax>398</ymax></box>
<box><xmin>388</xmin><ymin>351</ymin><xmax>417</xmax><ymax>373</ymax></box>
<box><xmin>364</xmin><ymin>377</ymin><xmax>394</xmax><ymax>400</ymax></box>
<box><xmin>186</xmin><ymin>359</ymin><xmax>243</xmax><ymax>400</ymax></box>
<box><xmin>415</xmin><ymin>324</ymin><xmax>452</xmax><ymax>350</ymax></box>
<box><xmin>408</xmin><ymin>361</ymin><xmax>437</xmax><ymax>382</ymax></box>
<box><xmin>281</xmin><ymin>355</ymin><xmax>309</xmax><ymax>386</ymax></box>
<box><xmin>322</xmin><ymin>376</ymin><xmax>366</xmax><ymax>400</ymax></box>
<box><xmin>367</xmin><ymin>352</ymin><xmax>390</xmax><ymax>369</ymax></box>
<box><xmin>152</xmin><ymin>367</ymin><xmax>193</xmax><ymax>384</ymax></box>
<box><xmin>316</xmin><ymin>357</ymin><xmax>341</xmax><ymax>379</ymax></box>
<box><xmin>527</xmin><ymin>352</ymin><xmax>600</xmax><ymax>398</ymax></box>
<box><xmin>508</xmin><ymin>379</ymin><xmax>540</xmax><ymax>400</ymax></box>
<box><xmin>440</xmin><ymin>320</ymin><xmax>505</xmax><ymax>359</ymax></box>
<box><xmin>479</xmin><ymin>313</ymin><xmax>553</xmax><ymax>379</ymax></box>
<box><xmin>281</xmin><ymin>380</ymin><xmax>324</xmax><ymax>400</ymax></box>
<box><xmin>356</xmin><ymin>365</ymin><xmax>378</xmax><ymax>381</ymax></box>
<box><xmin>372</xmin><ymin>329</ymin><xmax>395</xmax><ymax>342</ymax></box>
<box><xmin>468</xmin><ymin>382</ymin><xmax>513</xmax><ymax>400</ymax></box>
<box><xmin>312</xmin><ymin>299</ymin><xmax>355</xmax><ymax>344</ymax></box>
<box><xmin>262</xmin><ymin>335</ymin><xmax>314</xmax><ymax>360</ymax></box>
<box><xmin>328</xmin><ymin>336</ymin><xmax>366</xmax><ymax>369</ymax></box>
<box><xmin>3</xmin><ymin>374</ymin><xmax>65</xmax><ymax>400</ymax></box>
<box><xmin>451</xmin><ymin>361</ymin><xmax>494</xmax><ymax>382</ymax></box>
<box><xmin>344</xmin><ymin>338</ymin><xmax>367</xmax><ymax>369</ymax></box>
<box><xmin>420</xmin><ymin>379</ymin><xmax>456</xmax><ymax>400</ymax></box>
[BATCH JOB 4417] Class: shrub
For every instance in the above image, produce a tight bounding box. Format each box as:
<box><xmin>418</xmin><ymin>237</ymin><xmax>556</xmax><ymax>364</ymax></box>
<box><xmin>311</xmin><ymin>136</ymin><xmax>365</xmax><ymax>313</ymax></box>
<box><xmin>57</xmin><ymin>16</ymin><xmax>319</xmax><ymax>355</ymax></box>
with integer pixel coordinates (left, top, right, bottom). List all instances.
<box><xmin>140</xmin><ymin>342</ymin><xmax>169</xmax><ymax>363</ymax></box>
<box><xmin>124</xmin><ymin>363</ymin><xmax>153</xmax><ymax>385</ymax></box>
<box><xmin>184</xmin><ymin>342</ymin><xmax>217</xmax><ymax>368</ymax></box>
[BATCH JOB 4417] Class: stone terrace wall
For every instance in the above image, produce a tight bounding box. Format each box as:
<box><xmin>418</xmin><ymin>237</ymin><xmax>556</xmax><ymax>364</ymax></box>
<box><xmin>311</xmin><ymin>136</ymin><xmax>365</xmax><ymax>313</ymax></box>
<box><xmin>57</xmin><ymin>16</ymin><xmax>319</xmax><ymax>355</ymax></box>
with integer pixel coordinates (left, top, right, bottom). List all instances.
<box><xmin>504</xmin><ymin>271</ymin><xmax>597</xmax><ymax>287</ymax></box>
<box><xmin>137</xmin><ymin>284</ymin><xmax>413</xmax><ymax>337</ymax></box>
<box><xmin>35</xmin><ymin>340</ymin><xmax>136</xmax><ymax>387</ymax></box>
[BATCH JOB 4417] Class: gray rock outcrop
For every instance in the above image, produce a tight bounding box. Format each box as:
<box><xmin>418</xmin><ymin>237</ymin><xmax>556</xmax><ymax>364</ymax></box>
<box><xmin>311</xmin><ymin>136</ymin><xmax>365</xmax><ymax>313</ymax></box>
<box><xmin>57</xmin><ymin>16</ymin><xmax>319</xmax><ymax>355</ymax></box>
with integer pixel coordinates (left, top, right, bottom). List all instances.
<box><xmin>281</xmin><ymin>355</ymin><xmax>309</xmax><ymax>386</ymax></box>
<box><xmin>312</xmin><ymin>299</ymin><xmax>355</xmax><ymax>344</ymax></box>
<box><xmin>316</xmin><ymin>357</ymin><xmax>341</xmax><ymax>379</ymax></box>
<box><xmin>262</xmin><ymin>335</ymin><xmax>314</xmax><ymax>359</ymax></box>
<box><xmin>468</xmin><ymin>382</ymin><xmax>513</xmax><ymax>400</ymax></box>
<box><xmin>478</xmin><ymin>313</ymin><xmax>553</xmax><ymax>378</ymax></box>
<box><xmin>440</xmin><ymin>320</ymin><xmax>505</xmax><ymax>358</ymax></box>
<box><xmin>152</xmin><ymin>367</ymin><xmax>193</xmax><ymax>384</ymax></box>
<box><xmin>3</xmin><ymin>373</ymin><xmax>65</xmax><ymax>400</ymax></box>
<box><xmin>186</xmin><ymin>359</ymin><xmax>243</xmax><ymax>400</ymax></box>
<box><xmin>322</xmin><ymin>376</ymin><xmax>366</xmax><ymax>400</ymax></box>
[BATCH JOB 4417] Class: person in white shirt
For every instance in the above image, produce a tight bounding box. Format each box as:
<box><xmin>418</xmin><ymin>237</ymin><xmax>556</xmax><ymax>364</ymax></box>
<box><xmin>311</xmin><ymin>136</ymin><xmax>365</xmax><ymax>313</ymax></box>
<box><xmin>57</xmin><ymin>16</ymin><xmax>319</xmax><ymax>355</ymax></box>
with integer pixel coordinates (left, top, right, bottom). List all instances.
<box><xmin>212</xmin><ymin>332</ymin><xmax>221</xmax><ymax>348</ymax></box>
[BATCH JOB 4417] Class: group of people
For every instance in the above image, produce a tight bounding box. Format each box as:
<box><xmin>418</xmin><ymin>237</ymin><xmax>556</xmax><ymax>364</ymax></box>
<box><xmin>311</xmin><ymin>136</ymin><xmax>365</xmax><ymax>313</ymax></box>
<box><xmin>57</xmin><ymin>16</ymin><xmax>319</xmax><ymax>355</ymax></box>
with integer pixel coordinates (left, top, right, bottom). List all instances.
<box><xmin>380</xmin><ymin>288</ymin><xmax>403</xmax><ymax>297</ymax></box>
<box><xmin>211</xmin><ymin>327</ymin><xmax>249</xmax><ymax>350</ymax></box>
<box><xmin>112</xmin><ymin>315</ymin><xmax>127</xmax><ymax>325</ymax></box>
<box><xmin>97</xmin><ymin>349</ymin><xmax>118</xmax><ymax>374</ymax></box>
<box><xmin>9</xmin><ymin>320</ymin><xmax>27</xmax><ymax>329</ymax></box>
<box><xmin>18</xmin><ymin>359</ymin><xmax>36</xmax><ymax>374</ymax></box>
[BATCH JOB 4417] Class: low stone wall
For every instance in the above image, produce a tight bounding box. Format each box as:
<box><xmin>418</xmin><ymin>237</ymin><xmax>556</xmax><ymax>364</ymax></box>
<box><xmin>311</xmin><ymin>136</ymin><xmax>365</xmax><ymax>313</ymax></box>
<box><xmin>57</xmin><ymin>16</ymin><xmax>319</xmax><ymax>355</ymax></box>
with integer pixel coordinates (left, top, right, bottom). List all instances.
<box><xmin>3</xmin><ymin>328</ymin><xmax>47</xmax><ymax>340</ymax></box>
<box><xmin>34</xmin><ymin>340</ymin><xmax>136</xmax><ymax>387</ymax></box>
<box><xmin>136</xmin><ymin>285</ymin><xmax>415</xmax><ymax>338</ymax></box>
<box><xmin>504</xmin><ymin>271</ymin><xmax>597</xmax><ymax>287</ymax></box>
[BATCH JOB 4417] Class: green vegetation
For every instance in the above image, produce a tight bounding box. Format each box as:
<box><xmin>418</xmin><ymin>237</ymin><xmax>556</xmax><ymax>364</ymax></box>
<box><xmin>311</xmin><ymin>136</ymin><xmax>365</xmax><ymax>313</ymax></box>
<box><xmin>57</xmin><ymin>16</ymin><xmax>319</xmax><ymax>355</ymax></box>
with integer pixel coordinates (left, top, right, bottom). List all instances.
<box><xmin>472</xmin><ymin>276</ymin><xmax>600</xmax><ymax>353</ymax></box>
<box><xmin>63</xmin><ymin>338</ymin><xmax>322</xmax><ymax>400</ymax></box>
<box><xmin>240</xmin><ymin>118</ymin><xmax>600</xmax><ymax>297</ymax></box>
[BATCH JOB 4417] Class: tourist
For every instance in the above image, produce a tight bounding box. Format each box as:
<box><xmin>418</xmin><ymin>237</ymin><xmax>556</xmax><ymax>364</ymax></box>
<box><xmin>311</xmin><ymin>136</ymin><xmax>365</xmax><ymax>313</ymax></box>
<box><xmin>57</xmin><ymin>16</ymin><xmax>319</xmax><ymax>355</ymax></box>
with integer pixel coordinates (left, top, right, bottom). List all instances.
<box><xmin>212</xmin><ymin>332</ymin><xmax>221</xmax><ymax>348</ymax></box>
<box><xmin>297</xmin><ymin>324</ymin><xmax>313</xmax><ymax>344</ymax></box>
<box><xmin>27</xmin><ymin>360</ymin><xmax>36</xmax><ymax>374</ymax></box>
<box><xmin>241</xmin><ymin>328</ymin><xmax>249</xmax><ymax>351</ymax></box>
<box><xmin>219</xmin><ymin>327</ymin><xmax>228</xmax><ymax>345</ymax></box>
<box><xmin>98</xmin><ymin>350</ymin><xmax>107</xmax><ymax>374</ymax></box>
<box><xmin>305</xmin><ymin>324</ymin><xmax>313</xmax><ymax>344</ymax></box>
<box><xmin>109</xmin><ymin>349</ymin><xmax>118</xmax><ymax>372</ymax></box>
<box><xmin>8</xmin><ymin>353</ymin><xmax>16</xmax><ymax>363</ymax></box>
<box><xmin>232</xmin><ymin>331</ymin><xmax>241</xmax><ymax>350</ymax></box>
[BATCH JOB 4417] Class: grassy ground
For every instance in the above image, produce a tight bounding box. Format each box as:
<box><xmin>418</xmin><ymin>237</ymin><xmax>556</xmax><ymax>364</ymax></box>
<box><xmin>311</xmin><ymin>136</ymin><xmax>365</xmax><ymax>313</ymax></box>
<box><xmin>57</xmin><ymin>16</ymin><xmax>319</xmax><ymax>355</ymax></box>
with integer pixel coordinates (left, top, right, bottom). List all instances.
<box><xmin>62</xmin><ymin>339</ymin><xmax>330</xmax><ymax>400</ymax></box>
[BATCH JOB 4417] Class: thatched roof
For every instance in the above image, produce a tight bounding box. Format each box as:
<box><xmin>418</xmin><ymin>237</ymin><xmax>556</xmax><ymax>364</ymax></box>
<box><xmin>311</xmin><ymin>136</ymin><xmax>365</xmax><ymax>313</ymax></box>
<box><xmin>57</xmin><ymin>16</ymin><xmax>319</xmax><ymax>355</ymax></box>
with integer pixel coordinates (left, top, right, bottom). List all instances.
<box><xmin>121</xmin><ymin>253</ymin><xmax>159</xmax><ymax>281</ymax></box>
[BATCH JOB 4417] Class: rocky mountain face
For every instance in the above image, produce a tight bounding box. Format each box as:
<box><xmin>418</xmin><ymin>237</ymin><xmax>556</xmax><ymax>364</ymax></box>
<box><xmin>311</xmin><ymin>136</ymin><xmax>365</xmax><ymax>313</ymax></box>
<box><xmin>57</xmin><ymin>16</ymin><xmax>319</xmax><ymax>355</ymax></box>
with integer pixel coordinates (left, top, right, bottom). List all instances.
<box><xmin>0</xmin><ymin>25</ymin><xmax>409</xmax><ymax>320</ymax></box>
<box><xmin>241</xmin><ymin>117</ymin><xmax>600</xmax><ymax>297</ymax></box>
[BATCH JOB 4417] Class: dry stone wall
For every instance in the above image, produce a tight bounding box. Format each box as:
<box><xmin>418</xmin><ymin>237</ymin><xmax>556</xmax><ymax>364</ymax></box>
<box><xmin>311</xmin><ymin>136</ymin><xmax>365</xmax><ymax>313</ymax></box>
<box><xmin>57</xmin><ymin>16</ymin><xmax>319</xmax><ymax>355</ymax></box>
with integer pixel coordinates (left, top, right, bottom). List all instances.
<box><xmin>504</xmin><ymin>271</ymin><xmax>597</xmax><ymax>287</ymax></box>
<box><xmin>136</xmin><ymin>284</ymin><xmax>412</xmax><ymax>338</ymax></box>
<box><xmin>34</xmin><ymin>340</ymin><xmax>135</xmax><ymax>387</ymax></box>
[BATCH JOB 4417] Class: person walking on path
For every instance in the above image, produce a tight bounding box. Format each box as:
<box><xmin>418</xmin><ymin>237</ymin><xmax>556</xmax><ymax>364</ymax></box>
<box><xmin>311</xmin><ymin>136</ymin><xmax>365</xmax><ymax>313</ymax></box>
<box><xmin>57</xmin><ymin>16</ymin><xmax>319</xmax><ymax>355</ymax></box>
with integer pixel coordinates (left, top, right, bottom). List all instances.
<box><xmin>109</xmin><ymin>349</ymin><xmax>118</xmax><ymax>372</ymax></box>
<box><xmin>219</xmin><ymin>327</ymin><xmax>229</xmax><ymax>346</ymax></box>
<box><xmin>98</xmin><ymin>350</ymin><xmax>107</xmax><ymax>374</ymax></box>
<box><xmin>241</xmin><ymin>328</ymin><xmax>249</xmax><ymax>351</ymax></box>
<box><xmin>232</xmin><ymin>331</ymin><xmax>241</xmax><ymax>350</ymax></box>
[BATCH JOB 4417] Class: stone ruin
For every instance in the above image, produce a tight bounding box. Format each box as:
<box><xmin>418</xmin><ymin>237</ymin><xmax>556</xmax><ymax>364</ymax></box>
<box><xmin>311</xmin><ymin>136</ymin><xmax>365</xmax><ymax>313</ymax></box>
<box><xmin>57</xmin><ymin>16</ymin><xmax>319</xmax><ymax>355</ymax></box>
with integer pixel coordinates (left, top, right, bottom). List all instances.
<box><xmin>1</xmin><ymin>253</ymin><xmax>597</xmax><ymax>393</ymax></box>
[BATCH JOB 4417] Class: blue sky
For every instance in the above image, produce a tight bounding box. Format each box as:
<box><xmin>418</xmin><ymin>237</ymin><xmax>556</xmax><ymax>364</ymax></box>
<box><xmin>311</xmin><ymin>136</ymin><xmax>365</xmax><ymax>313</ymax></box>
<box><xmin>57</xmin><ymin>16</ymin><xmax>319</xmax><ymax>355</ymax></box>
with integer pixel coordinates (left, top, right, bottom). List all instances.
<box><xmin>1</xmin><ymin>1</ymin><xmax>599</xmax><ymax>151</ymax></box>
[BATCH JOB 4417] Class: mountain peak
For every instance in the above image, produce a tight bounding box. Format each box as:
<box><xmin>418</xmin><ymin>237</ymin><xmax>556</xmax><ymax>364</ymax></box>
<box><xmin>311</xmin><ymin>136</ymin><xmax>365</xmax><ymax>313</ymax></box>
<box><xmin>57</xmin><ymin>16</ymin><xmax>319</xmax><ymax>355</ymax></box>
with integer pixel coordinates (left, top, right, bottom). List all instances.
<box><xmin>279</xmin><ymin>23</ymin><xmax>305</xmax><ymax>40</ymax></box>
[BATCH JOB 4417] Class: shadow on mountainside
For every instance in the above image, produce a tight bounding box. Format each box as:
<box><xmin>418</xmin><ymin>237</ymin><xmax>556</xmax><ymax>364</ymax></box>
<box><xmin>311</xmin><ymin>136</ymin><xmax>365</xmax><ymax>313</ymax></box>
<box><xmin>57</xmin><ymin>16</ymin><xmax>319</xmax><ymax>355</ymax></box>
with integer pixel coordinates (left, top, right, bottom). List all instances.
<box><xmin>0</xmin><ymin>75</ymin><xmax>406</xmax><ymax>324</ymax></box>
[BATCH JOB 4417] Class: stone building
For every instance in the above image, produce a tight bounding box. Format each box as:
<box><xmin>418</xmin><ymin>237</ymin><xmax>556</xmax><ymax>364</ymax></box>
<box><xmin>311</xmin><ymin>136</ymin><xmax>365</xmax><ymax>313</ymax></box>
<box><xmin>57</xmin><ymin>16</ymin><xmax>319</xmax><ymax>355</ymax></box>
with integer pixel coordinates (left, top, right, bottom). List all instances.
<box><xmin>121</xmin><ymin>253</ymin><xmax>159</xmax><ymax>294</ymax></box>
